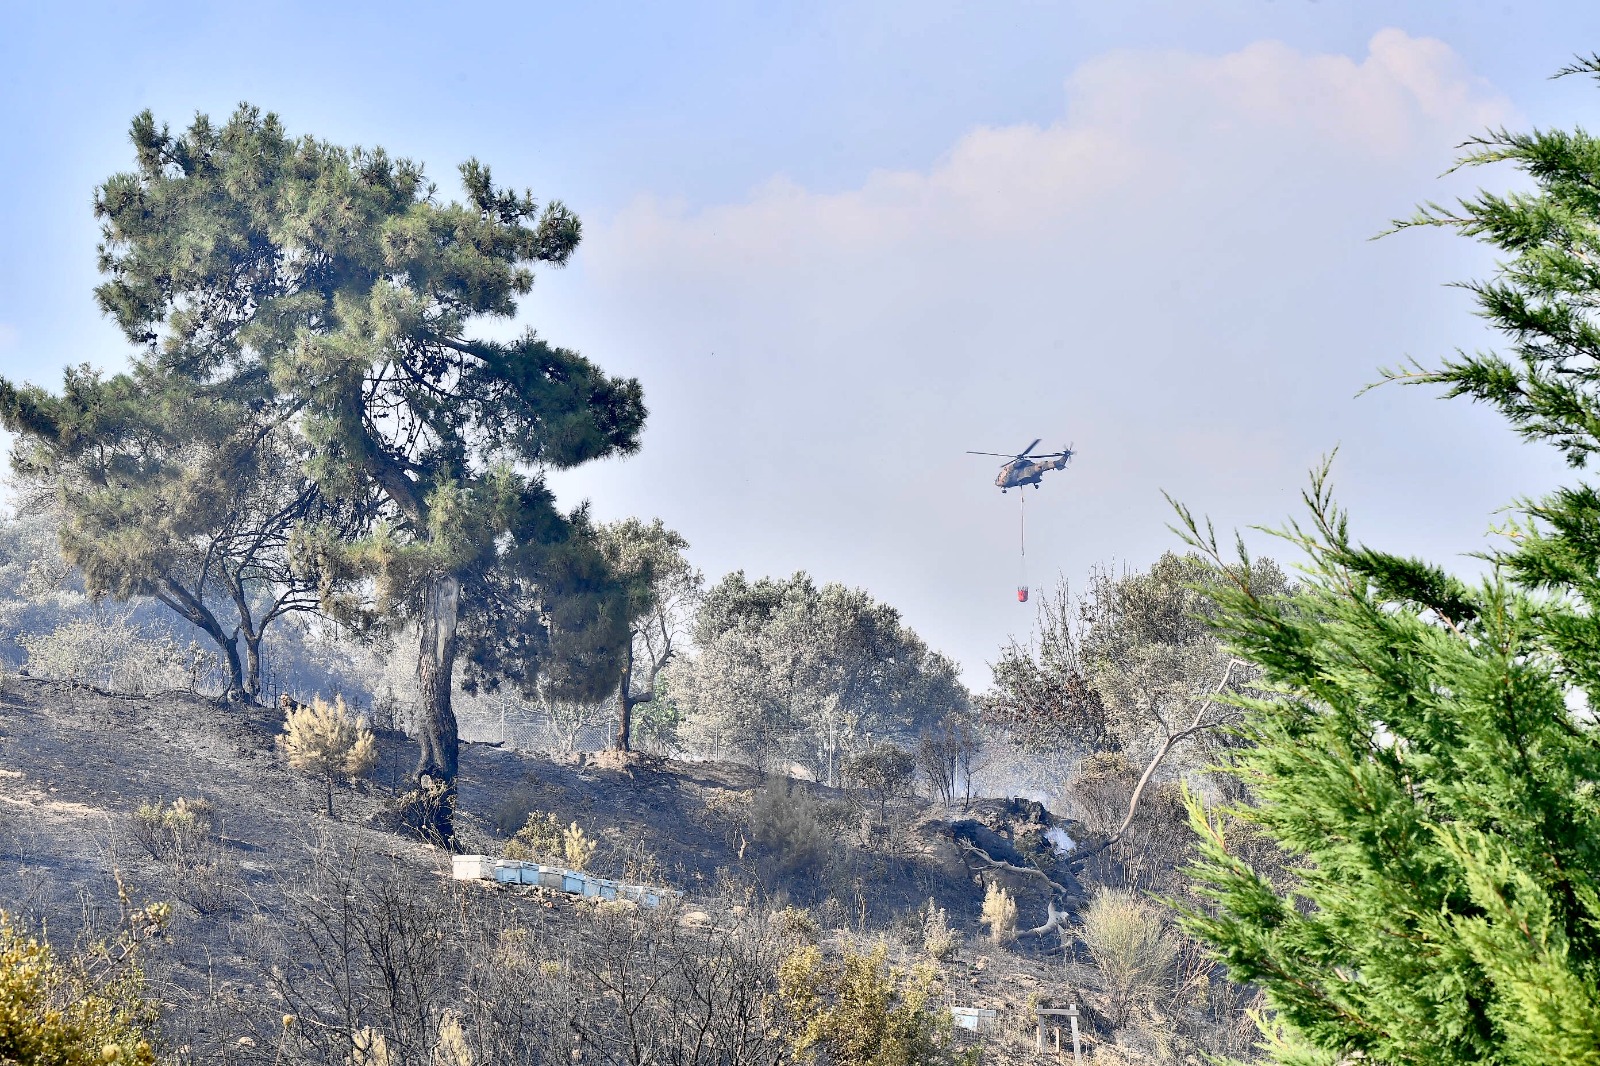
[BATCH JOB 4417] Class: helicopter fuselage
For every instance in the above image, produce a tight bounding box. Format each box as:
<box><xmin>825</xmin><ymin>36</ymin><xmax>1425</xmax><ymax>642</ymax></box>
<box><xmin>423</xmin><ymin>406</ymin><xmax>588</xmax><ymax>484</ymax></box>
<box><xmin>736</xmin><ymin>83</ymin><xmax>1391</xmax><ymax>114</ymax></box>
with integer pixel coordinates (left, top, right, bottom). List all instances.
<box><xmin>996</xmin><ymin>453</ymin><xmax>1071</xmax><ymax>491</ymax></box>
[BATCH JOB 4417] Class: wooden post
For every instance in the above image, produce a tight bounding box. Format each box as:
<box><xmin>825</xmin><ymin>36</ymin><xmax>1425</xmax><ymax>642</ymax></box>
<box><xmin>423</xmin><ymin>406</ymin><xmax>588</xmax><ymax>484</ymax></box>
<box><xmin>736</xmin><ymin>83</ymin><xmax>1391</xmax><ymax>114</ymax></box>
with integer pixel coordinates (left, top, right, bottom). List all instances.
<box><xmin>1036</xmin><ymin>1006</ymin><xmax>1084</xmax><ymax>1064</ymax></box>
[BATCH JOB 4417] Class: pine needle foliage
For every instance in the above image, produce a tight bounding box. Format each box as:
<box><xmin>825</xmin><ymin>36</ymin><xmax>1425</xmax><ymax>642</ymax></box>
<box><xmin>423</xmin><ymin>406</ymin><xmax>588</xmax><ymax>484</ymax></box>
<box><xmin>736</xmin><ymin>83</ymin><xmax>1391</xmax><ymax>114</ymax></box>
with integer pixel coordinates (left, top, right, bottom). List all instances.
<box><xmin>561</xmin><ymin>821</ymin><xmax>597</xmax><ymax>871</ymax></box>
<box><xmin>281</xmin><ymin>695</ymin><xmax>378</xmax><ymax>816</ymax></box>
<box><xmin>1176</xmin><ymin>61</ymin><xmax>1600</xmax><ymax>1066</ymax></box>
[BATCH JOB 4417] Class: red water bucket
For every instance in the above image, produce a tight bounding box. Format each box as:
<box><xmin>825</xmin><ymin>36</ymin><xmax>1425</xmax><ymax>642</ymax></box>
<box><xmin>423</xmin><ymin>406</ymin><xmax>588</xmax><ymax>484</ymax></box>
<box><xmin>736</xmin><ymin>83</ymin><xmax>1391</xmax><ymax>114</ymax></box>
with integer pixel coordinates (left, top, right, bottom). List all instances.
<box><xmin>1017</xmin><ymin>586</ymin><xmax>1029</xmax><ymax>602</ymax></box>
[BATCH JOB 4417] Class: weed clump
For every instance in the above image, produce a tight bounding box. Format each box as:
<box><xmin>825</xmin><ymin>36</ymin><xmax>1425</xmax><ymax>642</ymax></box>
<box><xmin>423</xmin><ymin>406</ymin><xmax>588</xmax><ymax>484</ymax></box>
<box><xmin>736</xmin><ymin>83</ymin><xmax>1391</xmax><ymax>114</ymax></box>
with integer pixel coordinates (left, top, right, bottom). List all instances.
<box><xmin>921</xmin><ymin>898</ymin><xmax>960</xmax><ymax>961</ymax></box>
<box><xmin>979</xmin><ymin>881</ymin><xmax>1017</xmax><ymax>945</ymax></box>
<box><xmin>130</xmin><ymin>796</ymin><xmax>214</xmax><ymax>862</ymax></box>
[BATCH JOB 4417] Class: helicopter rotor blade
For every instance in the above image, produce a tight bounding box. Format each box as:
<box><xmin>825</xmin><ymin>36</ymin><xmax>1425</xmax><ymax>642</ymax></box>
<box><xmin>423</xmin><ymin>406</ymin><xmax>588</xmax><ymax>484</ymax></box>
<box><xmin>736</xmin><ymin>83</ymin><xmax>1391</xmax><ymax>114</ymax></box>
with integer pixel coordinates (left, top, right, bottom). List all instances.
<box><xmin>966</xmin><ymin>451</ymin><xmax>1017</xmax><ymax>457</ymax></box>
<box><xmin>1019</xmin><ymin>438</ymin><xmax>1043</xmax><ymax>457</ymax></box>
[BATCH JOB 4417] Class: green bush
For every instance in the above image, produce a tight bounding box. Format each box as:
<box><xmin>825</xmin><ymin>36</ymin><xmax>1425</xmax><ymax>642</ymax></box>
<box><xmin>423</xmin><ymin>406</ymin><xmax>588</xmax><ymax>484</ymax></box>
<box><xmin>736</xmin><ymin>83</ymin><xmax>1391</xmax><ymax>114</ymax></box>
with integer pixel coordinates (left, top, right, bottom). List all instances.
<box><xmin>777</xmin><ymin>941</ymin><xmax>975</xmax><ymax>1066</ymax></box>
<box><xmin>502</xmin><ymin>811</ymin><xmax>563</xmax><ymax>862</ymax></box>
<box><xmin>503</xmin><ymin>811</ymin><xmax>597</xmax><ymax>870</ymax></box>
<box><xmin>0</xmin><ymin>910</ymin><xmax>161</xmax><ymax>1066</ymax></box>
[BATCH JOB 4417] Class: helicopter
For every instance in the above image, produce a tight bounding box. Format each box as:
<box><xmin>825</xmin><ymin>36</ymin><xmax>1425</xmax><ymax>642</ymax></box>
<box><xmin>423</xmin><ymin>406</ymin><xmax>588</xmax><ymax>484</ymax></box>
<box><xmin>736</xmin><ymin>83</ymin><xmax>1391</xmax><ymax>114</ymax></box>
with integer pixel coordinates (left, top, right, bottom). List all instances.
<box><xmin>967</xmin><ymin>438</ymin><xmax>1074</xmax><ymax>492</ymax></box>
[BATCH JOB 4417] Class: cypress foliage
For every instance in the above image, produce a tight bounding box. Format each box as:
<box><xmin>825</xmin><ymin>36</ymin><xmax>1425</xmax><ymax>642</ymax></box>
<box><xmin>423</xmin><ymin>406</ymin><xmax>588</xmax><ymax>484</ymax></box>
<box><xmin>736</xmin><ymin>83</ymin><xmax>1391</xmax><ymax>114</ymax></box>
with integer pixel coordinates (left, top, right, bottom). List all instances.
<box><xmin>1178</xmin><ymin>60</ymin><xmax>1600</xmax><ymax>1065</ymax></box>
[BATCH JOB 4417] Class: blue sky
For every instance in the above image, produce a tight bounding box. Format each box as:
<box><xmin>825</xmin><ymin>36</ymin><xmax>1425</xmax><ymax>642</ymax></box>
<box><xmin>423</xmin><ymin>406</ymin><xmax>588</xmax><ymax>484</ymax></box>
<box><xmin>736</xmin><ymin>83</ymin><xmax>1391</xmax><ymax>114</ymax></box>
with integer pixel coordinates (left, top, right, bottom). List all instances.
<box><xmin>3</xmin><ymin>2</ymin><xmax>1599</xmax><ymax>683</ymax></box>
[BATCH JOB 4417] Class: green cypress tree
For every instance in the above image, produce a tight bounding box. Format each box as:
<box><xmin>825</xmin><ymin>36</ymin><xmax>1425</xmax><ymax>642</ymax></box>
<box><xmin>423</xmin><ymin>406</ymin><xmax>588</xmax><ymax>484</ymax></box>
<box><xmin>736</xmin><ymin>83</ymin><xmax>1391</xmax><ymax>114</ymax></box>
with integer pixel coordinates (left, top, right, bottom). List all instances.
<box><xmin>1177</xmin><ymin>59</ymin><xmax>1600</xmax><ymax>1065</ymax></box>
<box><xmin>7</xmin><ymin>106</ymin><xmax>644</xmax><ymax>833</ymax></box>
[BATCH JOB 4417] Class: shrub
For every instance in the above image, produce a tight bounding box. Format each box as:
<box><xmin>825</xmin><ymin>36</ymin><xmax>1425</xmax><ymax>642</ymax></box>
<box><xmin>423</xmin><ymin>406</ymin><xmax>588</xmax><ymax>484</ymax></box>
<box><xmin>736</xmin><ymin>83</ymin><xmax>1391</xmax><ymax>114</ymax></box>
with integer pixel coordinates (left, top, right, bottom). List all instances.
<box><xmin>17</xmin><ymin>611</ymin><xmax>198</xmax><ymax>695</ymax></box>
<box><xmin>350</xmin><ymin>1027</ymin><xmax>393</xmax><ymax>1066</ymax></box>
<box><xmin>632</xmin><ymin>685</ymin><xmax>683</xmax><ymax>754</ymax></box>
<box><xmin>921</xmin><ymin>898</ymin><xmax>960</xmax><ymax>961</ymax></box>
<box><xmin>750</xmin><ymin>775</ymin><xmax>832</xmax><ymax>880</ymax></box>
<box><xmin>435</xmin><ymin>1010</ymin><xmax>473</xmax><ymax>1066</ymax></box>
<box><xmin>979</xmin><ymin>881</ymin><xmax>1017</xmax><ymax>945</ymax></box>
<box><xmin>842</xmin><ymin>744</ymin><xmax>918</xmax><ymax>849</ymax></box>
<box><xmin>777</xmin><ymin>941</ymin><xmax>974</xmax><ymax>1066</ymax></box>
<box><xmin>773</xmin><ymin>905</ymin><xmax>821</xmax><ymax>944</ymax></box>
<box><xmin>1080</xmin><ymin>888</ymin><xmax>1177</xmax><ymax>1026</ymax></box>
<box><xmin>617</xmin><ymin>836</ymin><xmax>667</xmax><ymax>885</ymax></box>
<box><xmin>918</xmin><ymin>715</ymin><xmax>979</xmax><ymax>809</ymax></box>
<box><xmin>501</xmin><ymin>812</ymin><xmax>596</xmax><ymax>871</ymax></box>
<box><xmin>129</xmin><ymin>796</ymin><xmax>214</xmax><ymax>862</ymax></box>
<box><xmin>0</xmin><ymin>910</ymin><xmax>160</xmax><ymax>1066</ymax></box>
<box><xmin>280</xmin><ymin>695</ymin><xmax>378</xmax><ymax>816</ymax></box>
<box><xmin>384</xmin><ymin>781</ymin><xmax>454</xmax><ymax>847</ymax></box>
<box><xmin>127</xmin><ymin>798</ymin><xmax>236</xmax><ymax>914</ymax></box>
<box><xmin>489</xmin><ymin>787</ymin><xmax>537</xmax><ymax>837</ymax></box>
<box><xmin>502</xmin><ymin>812</ymin><xmax>563</xmax><ymax>862</ymax></box>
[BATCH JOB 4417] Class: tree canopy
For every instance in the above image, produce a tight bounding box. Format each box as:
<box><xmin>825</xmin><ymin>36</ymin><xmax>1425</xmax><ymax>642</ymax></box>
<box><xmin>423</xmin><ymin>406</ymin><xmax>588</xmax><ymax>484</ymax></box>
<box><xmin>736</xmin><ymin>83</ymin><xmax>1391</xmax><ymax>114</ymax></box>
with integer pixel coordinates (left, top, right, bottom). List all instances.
<box><xmin>982</xmin><ymin>553</ymin><xmax>1286</xmax><ymax>762</ymax></box>
<box><xmin>2</xmin><ymin>370</ymin><xmax>347</xmax><ymax>700</ymax></box>
<box><xmin>595</xmin><ymin>517</ymin><xmax>702</xmax><ymax>752</ymax></box>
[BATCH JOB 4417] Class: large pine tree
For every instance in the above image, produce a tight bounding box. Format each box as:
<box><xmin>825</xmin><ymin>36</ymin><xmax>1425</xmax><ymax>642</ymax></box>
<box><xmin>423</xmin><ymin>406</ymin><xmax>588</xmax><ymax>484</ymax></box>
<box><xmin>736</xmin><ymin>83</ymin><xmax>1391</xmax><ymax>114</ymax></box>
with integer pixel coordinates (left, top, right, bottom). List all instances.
<box><xmin>6</xmin><ymin>106</ymin><xmax>644</xmax><ymax>833</ymax></box>
<box><xmin>1180</xmin><ymin>61</ymin><xmax>1600</xmax><ymax>1065</ymax></box>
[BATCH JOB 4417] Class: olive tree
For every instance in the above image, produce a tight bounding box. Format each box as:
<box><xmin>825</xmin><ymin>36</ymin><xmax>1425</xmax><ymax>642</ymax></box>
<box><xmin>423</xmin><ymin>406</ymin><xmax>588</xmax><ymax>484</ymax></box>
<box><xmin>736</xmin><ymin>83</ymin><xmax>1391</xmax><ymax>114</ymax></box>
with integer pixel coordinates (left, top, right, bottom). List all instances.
<box><xmin>596</xmin><ymin>517</ymin><xmax>702</xmax><ymax>752</ymax></box>
<box><xmin>669</xmin><ymin>571</ymin><xmax>968</xmax><ymax>781</ymax></box>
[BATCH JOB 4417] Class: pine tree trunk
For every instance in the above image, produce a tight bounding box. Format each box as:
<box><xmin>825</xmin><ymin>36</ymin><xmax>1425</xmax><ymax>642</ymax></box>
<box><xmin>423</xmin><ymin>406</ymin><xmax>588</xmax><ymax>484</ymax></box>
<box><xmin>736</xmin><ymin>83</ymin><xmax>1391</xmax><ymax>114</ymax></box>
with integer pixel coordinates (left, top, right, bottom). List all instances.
<box><xmin>416</xmin><ymin>574</ymin><xmax>461</xmax><ymax>783</ymax></box>
<box><xmin>218</xmin><ymin>635</ymin><xmax>247</xmax><ymax>703</ymax></box>
<box><xmin>157</xmin><ymin>576</ymin><xmax>246</xmax><ymax>701</ymax></box>
<box><xmin>413</xmin><ymin>573</ymin><xmax>461</xmax><ymax>843</ymax></box>
<box><xmin>614</xmin><ymin>641</ymin><xmax>635</xmax><ymax>752</ymax></box>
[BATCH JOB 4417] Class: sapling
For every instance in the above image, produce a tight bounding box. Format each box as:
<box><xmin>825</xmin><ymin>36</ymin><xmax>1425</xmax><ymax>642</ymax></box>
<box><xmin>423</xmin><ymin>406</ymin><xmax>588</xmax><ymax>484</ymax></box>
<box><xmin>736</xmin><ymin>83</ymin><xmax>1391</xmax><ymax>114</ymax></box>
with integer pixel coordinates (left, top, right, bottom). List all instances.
<box><xmin>280</xmin><ymin>696</ymin><xmax>378</xmax><ymax>816</ymax></box>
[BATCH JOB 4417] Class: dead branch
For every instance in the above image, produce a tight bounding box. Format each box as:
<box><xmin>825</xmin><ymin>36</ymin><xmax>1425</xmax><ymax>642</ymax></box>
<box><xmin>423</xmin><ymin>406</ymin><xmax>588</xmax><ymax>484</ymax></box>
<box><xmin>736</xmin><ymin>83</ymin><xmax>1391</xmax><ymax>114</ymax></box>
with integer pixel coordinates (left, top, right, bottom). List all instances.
<box><xmin>954</xmin><ymin>838</ymin><xmax>1078</xmax><ymax>901</ymax></box>
<box><xmin>1020</xmin><ymin>899</ymin><xmax>1068</xmax><ymax>938</ymax></box>
<box><xmin>1065</xmin><ymin>657</ymin><xmax>1242</xmax><ymax>865</ymax></box>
